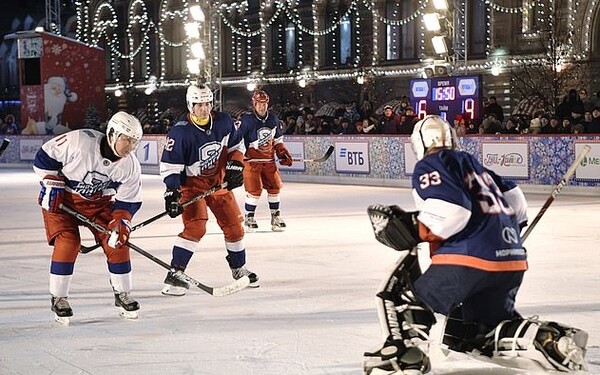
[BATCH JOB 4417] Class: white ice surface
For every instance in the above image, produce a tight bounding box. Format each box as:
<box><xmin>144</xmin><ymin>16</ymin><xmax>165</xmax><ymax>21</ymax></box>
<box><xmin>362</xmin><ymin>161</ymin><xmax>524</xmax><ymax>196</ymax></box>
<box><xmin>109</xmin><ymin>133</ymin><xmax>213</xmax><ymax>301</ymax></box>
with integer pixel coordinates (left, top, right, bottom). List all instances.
<box><xmin>0</xmin><ymin>170</ymin><xmax>598</xmax><ymax>375</ymax></box>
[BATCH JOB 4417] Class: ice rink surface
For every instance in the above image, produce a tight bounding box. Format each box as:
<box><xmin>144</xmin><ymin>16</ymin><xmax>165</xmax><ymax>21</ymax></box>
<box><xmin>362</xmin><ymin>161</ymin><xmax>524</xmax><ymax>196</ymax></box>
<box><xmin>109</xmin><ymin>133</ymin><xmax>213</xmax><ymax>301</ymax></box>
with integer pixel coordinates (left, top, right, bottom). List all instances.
<box><xmin>0</xmin><ymin>170</ymin><xmax>599</xmax><ymax>375</ymax></box>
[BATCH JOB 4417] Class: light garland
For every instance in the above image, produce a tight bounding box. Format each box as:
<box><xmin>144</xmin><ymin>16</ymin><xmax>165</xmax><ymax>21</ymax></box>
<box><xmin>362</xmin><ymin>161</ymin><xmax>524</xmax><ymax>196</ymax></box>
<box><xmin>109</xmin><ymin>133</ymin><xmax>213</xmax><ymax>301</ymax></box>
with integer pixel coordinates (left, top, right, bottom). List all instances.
<box><xmin>74</xmin><ymin>0</ymin><xmax>594</xmax><ymax>95</ymax></box>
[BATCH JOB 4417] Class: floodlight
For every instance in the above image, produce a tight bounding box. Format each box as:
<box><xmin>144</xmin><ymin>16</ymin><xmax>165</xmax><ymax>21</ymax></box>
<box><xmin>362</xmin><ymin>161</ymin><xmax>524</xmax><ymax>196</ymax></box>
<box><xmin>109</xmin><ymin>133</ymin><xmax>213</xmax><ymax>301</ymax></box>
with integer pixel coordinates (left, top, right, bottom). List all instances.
<box><xmin>432</xmin><ymin>35</ymin><xmax>448</xmax><ymax>54</ymax></box>
<box><xmin>185</xmin><ymin>22</ymin><xmax>200</xmax><ymax>38</ymax></box>
<box><xmin>423</xmin><ymin>13</ymin><xmax>441</xmax><ymax>32</ymax></box>
<box><xmin>433</xmin><ymin>0</ymin><xmax>449</xmax><ymax>10</ymax></box>
<box><xmin>191</xmin><ymin>42</ymin><xmax>205</xmax><ymax>60</ymax></box>
<box><xmin>187</xmin><ymin>59</ymin><xmax>200</xmax><ymax>74</ymax></box>
<box><xmin>190</xmin><ymin>5</ymin><xmax>205</xmax><ymax>22</ymax></box>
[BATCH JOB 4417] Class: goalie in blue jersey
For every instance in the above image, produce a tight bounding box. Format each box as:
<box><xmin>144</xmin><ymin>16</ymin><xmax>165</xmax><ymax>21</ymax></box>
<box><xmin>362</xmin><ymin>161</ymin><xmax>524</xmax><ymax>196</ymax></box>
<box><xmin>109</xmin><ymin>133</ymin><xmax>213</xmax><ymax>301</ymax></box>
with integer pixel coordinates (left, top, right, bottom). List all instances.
<box><xmin>363</xmin><ymin>115</ymin><xmax>588</xmax><ymax>375</ymax></box>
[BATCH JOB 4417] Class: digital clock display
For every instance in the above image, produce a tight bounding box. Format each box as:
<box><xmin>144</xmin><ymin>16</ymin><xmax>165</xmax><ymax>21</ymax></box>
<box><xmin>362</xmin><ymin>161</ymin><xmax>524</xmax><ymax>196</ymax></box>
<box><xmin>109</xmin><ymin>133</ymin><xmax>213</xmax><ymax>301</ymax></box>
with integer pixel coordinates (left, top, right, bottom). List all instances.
<box><xmin>432</xmin><ymin>86</ymin><xmax>455</xmax><ymax>101</ymax></box>
<box><xmin>410</xmin><ymin>75</ymin><xmax>481</xmax><ymax>123</ymax></box>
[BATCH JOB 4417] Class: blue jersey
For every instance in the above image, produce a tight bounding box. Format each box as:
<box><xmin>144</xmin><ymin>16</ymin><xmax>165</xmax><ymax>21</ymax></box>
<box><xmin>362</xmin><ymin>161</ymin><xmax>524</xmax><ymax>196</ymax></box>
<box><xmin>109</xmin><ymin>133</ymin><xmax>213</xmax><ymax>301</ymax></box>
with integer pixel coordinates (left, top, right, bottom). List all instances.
<box><xmin>159</xmin><ymin>112</ymin><xmax>245</xmax><ymax>189</ymax></box>
<box><xmin>412</xmin><ymin>149</ymin><xmax>527</xmax><ymax>272</ymax></box>
<box><xmin>238</xmin><ymin>111</ymin><xmax>284</xmax><ymax>160</ymax></box>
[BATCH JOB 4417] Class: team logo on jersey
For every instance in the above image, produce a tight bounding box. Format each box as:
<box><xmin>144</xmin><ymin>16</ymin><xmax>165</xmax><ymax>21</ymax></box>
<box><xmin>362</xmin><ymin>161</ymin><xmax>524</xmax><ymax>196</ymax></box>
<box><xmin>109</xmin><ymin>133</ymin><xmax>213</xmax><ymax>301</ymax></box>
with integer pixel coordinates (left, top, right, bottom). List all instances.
<box><xmin>257</xmin><ymin>127</ymin><xmax>274</xmax><ymax>148</ymax></box>
<box><xmin>198</xmin><ymin>141</ymin><xmax>222</xmax><ymax>174</ymax></box>
<box><xmin>73</xmin><ymin>171</ymin><xmax>114</xmax><ymax>199</ymax></box>
<box><xmin>501</xmin><ymin>226</ymin><xmax>520</xmax><ymax>244</ymax></box>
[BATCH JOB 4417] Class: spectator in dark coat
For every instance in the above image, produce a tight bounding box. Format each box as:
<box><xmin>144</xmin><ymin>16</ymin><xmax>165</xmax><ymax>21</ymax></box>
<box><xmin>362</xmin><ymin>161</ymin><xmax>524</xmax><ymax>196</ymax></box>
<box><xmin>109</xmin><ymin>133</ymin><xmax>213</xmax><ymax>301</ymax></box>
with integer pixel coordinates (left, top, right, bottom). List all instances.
<box><xmin>483</xmin><ymin>96</ymin><xmax>504</xmax><ymax>122</ymax></box>
<box><xmin>378</xmin><ymin>105</ymin><xmax>401</xmax><ymax>134</ymax></box>
<box><xmin>556</xmin><ymin>89</ymin><xmax>585</xmax><ymax>123</ymax></box>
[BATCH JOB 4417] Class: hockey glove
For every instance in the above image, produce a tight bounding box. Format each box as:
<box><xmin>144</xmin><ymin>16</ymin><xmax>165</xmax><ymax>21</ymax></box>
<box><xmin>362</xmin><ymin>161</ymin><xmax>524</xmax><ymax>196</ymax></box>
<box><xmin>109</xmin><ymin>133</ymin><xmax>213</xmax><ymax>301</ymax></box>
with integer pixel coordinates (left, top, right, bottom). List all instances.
<box><xmin>275</xmin><ymin>144</ymin><xmax>293</xmax><ymax>167</ymax></box>
<box><xmin>164</xmin><ymin>188</ymin><xmax>183</xmax><ymax>218</ymax></box>
<box><xmin>38</xmin><ymin>175</ymin><xmax>65</xmax><ymax>213</ymax></box>
<box><xmin>367</xmin><ymin>204</ymin><xmax>420</xmax><ymax>251</ymax></box>
<box><xmin>107</xmin><ymin>210</ymin><xmax>132</xmax><ymax>249</ymax></box>
<box><xmin>224</xmin><ymin>160</ymin><xmax>244</xmax><ymax>190</ymax></box>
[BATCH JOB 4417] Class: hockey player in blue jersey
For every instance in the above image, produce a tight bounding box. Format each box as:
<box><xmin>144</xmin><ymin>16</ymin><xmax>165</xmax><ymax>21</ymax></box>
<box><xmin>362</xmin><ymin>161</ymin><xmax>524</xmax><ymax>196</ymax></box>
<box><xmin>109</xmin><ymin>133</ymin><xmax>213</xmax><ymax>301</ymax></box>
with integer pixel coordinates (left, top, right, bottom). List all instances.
<box><xmin>363</xmin><ymin>115</ymin><xmax>588</xmax><ymax>374</ymax></box>
<box><xmin>237</xmin><ymin>90</ymin><xmax>292</xmax><ymax>232</ymax></box>
<box><xmin>160</xmin><ymin>84</ymin><xmax>259</xmax><ymax>296</ymax></box>
<box><xmin>33</xmin><ymin>112</ymin><xmax>144</xmax><ymax>323</ymax></box>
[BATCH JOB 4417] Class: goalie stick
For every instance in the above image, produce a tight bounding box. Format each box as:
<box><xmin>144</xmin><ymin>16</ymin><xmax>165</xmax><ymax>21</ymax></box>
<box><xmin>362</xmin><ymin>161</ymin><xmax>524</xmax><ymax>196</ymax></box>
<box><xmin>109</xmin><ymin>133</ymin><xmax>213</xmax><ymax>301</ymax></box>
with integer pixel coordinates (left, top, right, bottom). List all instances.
<box><xmin>79</xmin><ymin>183</ymin><xmax>227</xmax><ymax>254</ymax></box>
<box><xmin>246</xmin><ymin>145</ymin><xmax>334</xmax><ymax>163</ymax></box>
<box><xmin>521</xmin><ymin>144</ymin><xmax>591</xmax><ymax>242</ymax></box>
<box><xmin>0</xmin><ymin>138</ymin><xmax>10</xmax><ymax>157</ymax></box>
<box><xmin>60</xmin><ymin>203</ymin><xmax>250</xmax><ymax>297</ymax></box>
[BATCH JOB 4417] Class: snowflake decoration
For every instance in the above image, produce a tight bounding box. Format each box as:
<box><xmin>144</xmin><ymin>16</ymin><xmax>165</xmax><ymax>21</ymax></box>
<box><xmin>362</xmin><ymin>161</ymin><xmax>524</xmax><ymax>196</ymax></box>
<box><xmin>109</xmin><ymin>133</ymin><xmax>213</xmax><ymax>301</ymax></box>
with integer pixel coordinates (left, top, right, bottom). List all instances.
<box><xmin>51</xmin><ymin>44</ymin><xmax>63</xmax><ymax>55</ymax></box>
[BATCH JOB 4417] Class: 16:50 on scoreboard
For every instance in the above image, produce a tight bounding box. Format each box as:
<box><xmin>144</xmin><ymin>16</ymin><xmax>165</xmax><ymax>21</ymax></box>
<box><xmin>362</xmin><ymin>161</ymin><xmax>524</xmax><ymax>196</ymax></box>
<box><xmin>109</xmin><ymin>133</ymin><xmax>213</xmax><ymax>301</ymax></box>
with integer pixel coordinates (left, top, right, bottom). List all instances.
<box><xmin>409</xmin><ymin>75</ymin><xmax>481</xmax><ymax>122</ymax></box>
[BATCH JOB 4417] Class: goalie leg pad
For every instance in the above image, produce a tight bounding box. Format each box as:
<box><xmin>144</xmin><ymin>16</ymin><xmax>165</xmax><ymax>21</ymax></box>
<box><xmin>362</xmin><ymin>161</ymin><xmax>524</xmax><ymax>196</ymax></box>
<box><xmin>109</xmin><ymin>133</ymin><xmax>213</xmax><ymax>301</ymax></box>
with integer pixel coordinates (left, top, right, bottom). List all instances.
<box><xmin>486</xmin><ymin>317</ymin><xmax>588</xmax><ymax>372</ymax></box>
<box><xmin>365</xmin><ymin>250</ymin><xmax>435</xmax><ymax>375</ymax></box>
<box><xmin>368</xmin><ymin>205</ymin><xmax>420</xmax><ymax>251</ymax></box>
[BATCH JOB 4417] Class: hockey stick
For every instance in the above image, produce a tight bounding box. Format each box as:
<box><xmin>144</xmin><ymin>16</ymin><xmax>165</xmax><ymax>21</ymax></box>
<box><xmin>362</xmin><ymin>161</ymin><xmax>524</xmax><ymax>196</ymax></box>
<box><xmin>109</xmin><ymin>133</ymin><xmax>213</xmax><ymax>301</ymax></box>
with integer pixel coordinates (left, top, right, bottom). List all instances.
<box><xmin>521</xmin><ymin>144</ymin><xmax>591</xmax><ymax>242</ymax></box>
<box><xmin>59</xmin><ymin>204</ymin><xmax>250</xmax><ymax>297</ymax></box>
<box><xmin>245</xmin><ymin>145</ymin><xmax>334</xmax><ymax>163</ymax></box>
<box><xmin>79</xmin><ymin>183</ymin><xmax>227</xmax><ymax>254</ymax></box>
<box><xmin>0</xmin><ymin>138</ymin><xmax>10</xmax><ymax>157</ymax></box>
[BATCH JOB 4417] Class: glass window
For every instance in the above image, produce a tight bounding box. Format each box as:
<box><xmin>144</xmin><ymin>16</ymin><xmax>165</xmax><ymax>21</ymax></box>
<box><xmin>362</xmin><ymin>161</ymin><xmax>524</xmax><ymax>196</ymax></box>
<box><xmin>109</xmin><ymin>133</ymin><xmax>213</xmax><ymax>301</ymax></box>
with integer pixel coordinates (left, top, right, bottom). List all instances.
<box><xmin>340</xmin><ymin>15</ymin><xmax>351</xmax><ymax>65</ymax></box>
<box><xmin>285</xmin><ymin>22</ymin><xmax>296</xmax><ymax>68</ymax></box>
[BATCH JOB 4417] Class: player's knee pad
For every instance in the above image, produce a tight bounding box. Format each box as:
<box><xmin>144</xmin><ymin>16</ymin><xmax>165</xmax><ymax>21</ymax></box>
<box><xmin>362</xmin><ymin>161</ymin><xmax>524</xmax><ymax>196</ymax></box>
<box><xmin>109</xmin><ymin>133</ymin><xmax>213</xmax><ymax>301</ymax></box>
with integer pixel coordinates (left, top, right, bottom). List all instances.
<box><xmin>376</xmin><ymin>250</ymin><xmax>435</xmax><ymax>345</ymax></box>
<box><xmin>486</xmin><ymin>317</ymin><xmax>588</xmax><ymax>372</ymax></box>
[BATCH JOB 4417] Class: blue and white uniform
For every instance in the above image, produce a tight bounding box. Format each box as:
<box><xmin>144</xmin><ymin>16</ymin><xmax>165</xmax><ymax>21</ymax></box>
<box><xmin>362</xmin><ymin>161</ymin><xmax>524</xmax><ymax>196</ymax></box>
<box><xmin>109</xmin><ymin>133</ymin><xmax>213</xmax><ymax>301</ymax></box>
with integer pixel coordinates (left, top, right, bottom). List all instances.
<box><xmin>412</xmin><ymin>149</ymin><xmax>527</xmax><ymax>272</ymax></box>
<box><xmin>159</xmin><ymin>112</ymin><xmax>249</xmax><ymax>272</ymax></box>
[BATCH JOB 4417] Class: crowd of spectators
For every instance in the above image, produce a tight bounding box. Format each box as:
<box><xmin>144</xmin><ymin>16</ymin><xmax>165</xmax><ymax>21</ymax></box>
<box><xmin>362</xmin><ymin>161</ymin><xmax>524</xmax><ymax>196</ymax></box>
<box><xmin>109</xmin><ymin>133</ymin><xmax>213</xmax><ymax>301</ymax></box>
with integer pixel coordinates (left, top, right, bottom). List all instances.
<box><xmin>275</xmin><ymin>88</ymin><xmax>600</xmax><ymax>137</ymax></box>
<box><xmin>3</xmin><ymin>88</ymin><xmax>600</xmax><ymax>137</ymax></box>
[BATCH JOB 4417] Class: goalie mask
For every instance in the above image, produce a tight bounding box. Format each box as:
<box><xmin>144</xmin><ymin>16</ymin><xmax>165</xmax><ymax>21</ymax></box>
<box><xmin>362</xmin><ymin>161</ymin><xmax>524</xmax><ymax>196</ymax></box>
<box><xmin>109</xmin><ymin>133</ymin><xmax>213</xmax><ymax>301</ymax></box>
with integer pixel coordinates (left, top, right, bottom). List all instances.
<box><xmin>410</xmin><ymin>115</ymin><xmax>457</xmax><ymax>160</ymax></box>
<box><xmin>106</xmin><ymin>111</ymin><xmax>142</xmax><ymax>157</ymax></box>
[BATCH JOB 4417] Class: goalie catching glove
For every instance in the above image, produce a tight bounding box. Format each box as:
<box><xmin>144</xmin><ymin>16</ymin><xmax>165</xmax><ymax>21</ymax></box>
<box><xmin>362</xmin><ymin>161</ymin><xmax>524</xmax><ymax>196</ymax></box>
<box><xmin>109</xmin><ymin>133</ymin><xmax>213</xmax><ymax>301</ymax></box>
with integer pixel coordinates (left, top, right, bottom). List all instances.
<box><xmin>367</xmin><ymin>204</ymin><xmax>420</xmax><ymax>251</ymax></box>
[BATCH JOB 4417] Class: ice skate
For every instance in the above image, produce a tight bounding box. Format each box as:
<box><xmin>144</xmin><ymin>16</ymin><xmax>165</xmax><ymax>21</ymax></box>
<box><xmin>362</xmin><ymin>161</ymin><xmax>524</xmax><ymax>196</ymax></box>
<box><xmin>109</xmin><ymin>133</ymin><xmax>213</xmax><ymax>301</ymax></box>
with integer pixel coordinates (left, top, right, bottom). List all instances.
<box><xmin>114</xmin><ymin>291</ymin><xmax>139</xmax><ymax>319</ymax></box>
<box><xmin>270</xmin><ymin>210</ymin><xmax>286</xmax><ymax>232</ymax></box>
<box><xmin>244</xmin><ymin>213</ymin><xmax>258</xmax><ymax>232</ymax></box>
<box><xmin>161</xmin><ymin>271</ymin><xmax>189</xmax><ymax>296</ymax></box>
<box><xmin>231</xmin><ymin>265</ymin><xmax>260</xmax><ymax>288</ymax></box>
<box><xmin>51</xmin><ymin>295</ymin><xmax>72</xmax><ymax>325</ymax></box>
<box><xmin>363</xmin><ymin>340</ymin><xmax>430</xmax><ymax>375</ymax></box>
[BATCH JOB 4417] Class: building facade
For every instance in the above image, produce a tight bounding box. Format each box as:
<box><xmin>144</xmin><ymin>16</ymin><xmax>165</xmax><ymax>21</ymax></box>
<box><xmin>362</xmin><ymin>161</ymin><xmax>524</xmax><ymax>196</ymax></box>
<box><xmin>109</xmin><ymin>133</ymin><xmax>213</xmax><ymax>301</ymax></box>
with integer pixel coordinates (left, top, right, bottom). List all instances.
<box><xmin>2</xmin><ymin>0</ymin><xmax>600</xmax><ymax>125</ymax></box>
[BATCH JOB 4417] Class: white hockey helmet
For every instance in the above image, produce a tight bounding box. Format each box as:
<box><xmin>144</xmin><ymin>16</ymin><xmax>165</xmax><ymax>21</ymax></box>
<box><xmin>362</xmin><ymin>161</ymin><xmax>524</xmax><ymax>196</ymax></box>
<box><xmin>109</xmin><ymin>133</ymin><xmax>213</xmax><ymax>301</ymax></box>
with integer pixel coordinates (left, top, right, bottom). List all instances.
<box><xmin>186</xmin><ymin>84</ymin><xmax>213</xmax><ymax>113</ymax></box>
<box><xmin>410</xmin><ymin>115</ymin><xmax>457</xmax><ymax>160</ymax></box>
<box><xmin>106</xmin><ymin>111</ymin><xmax>143</xmax><ymax>156</ymax></box>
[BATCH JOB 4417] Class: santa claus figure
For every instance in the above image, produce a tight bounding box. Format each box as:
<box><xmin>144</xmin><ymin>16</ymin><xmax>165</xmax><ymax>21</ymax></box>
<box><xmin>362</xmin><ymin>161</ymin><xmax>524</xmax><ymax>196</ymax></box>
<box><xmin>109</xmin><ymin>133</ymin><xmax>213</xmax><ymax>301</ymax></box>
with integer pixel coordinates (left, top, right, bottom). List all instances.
<box><xmin>44</xmin><ymin>76</ymin><xmax>77</xmax><ymax>134</ymax></box>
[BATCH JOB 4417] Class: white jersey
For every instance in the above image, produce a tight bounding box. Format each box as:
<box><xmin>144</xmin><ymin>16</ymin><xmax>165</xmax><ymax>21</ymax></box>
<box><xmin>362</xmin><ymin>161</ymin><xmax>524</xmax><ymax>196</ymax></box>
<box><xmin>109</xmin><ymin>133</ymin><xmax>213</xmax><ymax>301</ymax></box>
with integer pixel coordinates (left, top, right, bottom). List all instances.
<box><xmin>33</xmin><ymin>129</ymin><xmax>142</xmax><ymax>205</ymax></box>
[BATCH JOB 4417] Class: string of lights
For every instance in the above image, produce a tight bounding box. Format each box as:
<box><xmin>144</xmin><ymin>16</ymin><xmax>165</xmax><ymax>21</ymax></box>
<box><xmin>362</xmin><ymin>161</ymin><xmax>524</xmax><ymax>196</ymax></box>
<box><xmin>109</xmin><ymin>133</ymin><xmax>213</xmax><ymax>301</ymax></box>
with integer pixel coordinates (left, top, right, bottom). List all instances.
<box><xmin>71</xmin><ymin>0</ymin><xmax>595</xmax><ymax>91</ymax></box>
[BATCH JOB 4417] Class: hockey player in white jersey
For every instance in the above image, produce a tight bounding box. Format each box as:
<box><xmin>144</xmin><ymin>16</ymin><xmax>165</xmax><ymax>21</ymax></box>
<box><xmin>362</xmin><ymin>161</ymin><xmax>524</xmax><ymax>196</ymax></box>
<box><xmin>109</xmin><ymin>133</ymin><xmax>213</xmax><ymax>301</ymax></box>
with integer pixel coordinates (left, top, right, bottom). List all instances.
<box><xmin>363</xmin><ymin>115</ymin><xmax>588</xmax><ymax>374</ymax></box>
<box><xmin>33</xmin><ymin>112</ymin><xmax>144</xmax><ymax>324</ymax></box>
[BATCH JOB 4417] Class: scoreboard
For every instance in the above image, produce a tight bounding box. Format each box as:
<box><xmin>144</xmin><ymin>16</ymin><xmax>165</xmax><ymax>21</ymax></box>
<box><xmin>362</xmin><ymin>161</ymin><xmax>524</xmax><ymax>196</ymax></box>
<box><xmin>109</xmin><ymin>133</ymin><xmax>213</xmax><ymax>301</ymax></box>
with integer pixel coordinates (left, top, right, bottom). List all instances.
<box><xmin>409</xmin><ymin>75</ymin><xmax>482</xmax><ymax>122</ymax></box>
